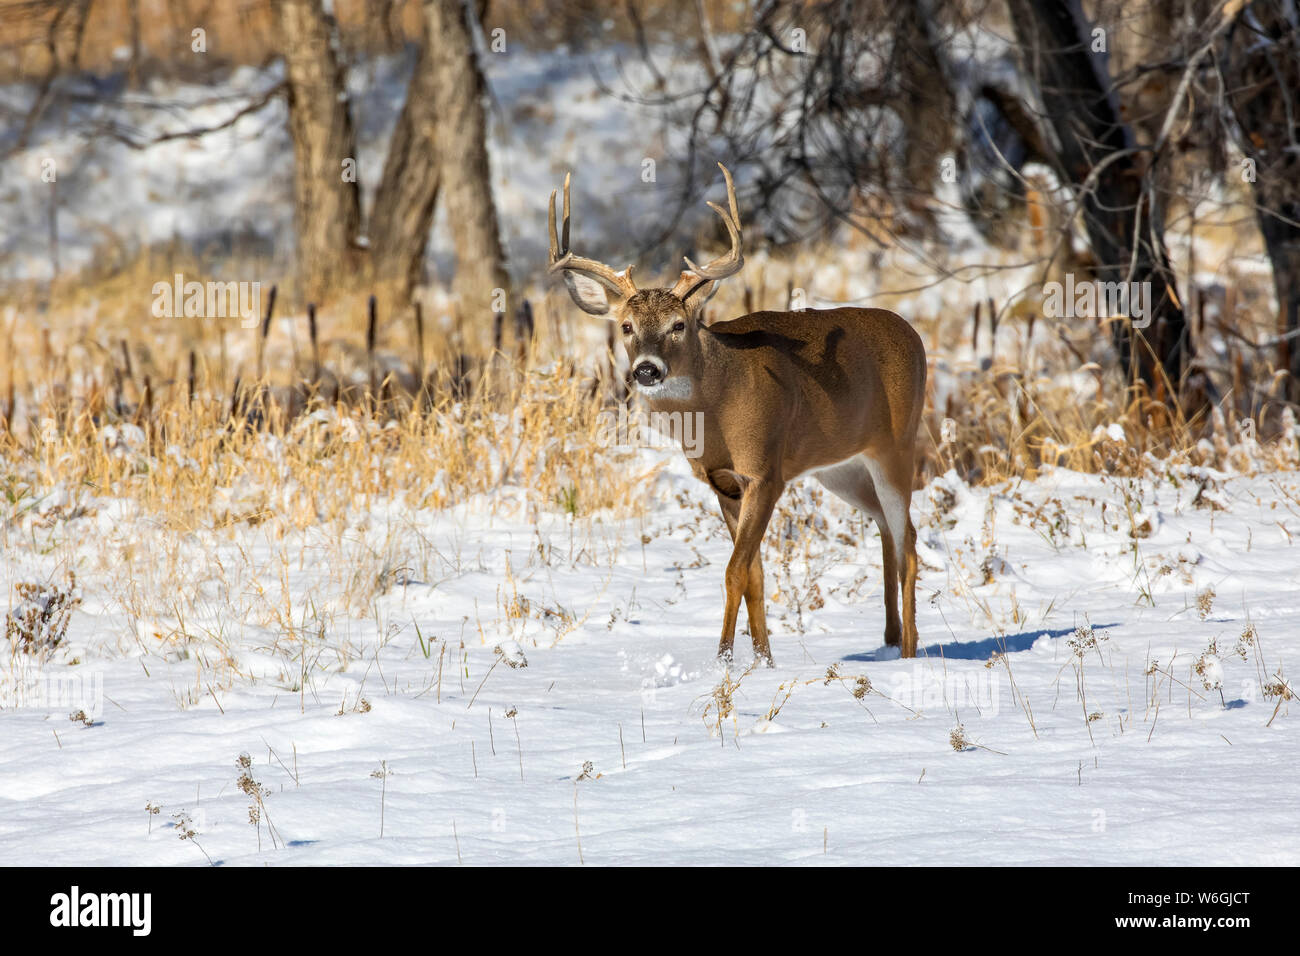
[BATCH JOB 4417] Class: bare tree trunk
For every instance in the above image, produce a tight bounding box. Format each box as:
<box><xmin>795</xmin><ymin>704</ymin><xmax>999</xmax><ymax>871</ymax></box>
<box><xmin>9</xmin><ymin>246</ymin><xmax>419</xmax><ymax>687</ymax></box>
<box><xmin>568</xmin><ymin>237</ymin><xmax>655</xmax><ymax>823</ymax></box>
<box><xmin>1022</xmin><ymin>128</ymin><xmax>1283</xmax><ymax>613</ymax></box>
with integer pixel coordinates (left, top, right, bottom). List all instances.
<box><xmin>1258</xmin><ymin>213</ymin><xmax>1300</xmax><ymax>405</ymax></box>
<box><xmin>275</xmin><ymin>0</ymin><xmax>363</xmax><ymax>304</ymax></box>
<box><xmin>424</xmin><ymin>0</ymin><xmax>511</xmax><ymax>328</ymax></box>
<box><xmin>127</xmin><ymin>0</ymin><xmax>142</xmax><ymax>87</ymax></box>
<box><xmin>369</xmin><ymin>33</ymin><xmax>441</xmax><ymax>297</ymax></box>
<box><xmin>1222</xmin><ymin>0</ymin><xmax>1300</xmax><ymax>404</ymax></box>
<box><xmin>897</xmin><ymin>0</ymin><xmax>957</xmax><ymax>217</ymax></box>
<box><xmin>1006</xmin><ymin>0</ymin><xmax>1198</xmax><ymax>405</ymax></box>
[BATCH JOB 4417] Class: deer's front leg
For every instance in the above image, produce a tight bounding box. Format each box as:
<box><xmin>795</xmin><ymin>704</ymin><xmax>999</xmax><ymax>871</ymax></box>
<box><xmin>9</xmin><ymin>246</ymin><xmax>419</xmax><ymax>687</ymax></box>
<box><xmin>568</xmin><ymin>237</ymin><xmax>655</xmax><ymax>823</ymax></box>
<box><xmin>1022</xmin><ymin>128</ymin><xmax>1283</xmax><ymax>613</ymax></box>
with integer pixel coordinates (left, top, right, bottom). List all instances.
<box><xmin>719</xmin><ymin>477</ymin><xmax>780</xmax><ymax>665</ymax></box>
<box><xmin>715</xmin><ymin>493</ymin><xmax>771</xmax><ymax>665</ymax></box>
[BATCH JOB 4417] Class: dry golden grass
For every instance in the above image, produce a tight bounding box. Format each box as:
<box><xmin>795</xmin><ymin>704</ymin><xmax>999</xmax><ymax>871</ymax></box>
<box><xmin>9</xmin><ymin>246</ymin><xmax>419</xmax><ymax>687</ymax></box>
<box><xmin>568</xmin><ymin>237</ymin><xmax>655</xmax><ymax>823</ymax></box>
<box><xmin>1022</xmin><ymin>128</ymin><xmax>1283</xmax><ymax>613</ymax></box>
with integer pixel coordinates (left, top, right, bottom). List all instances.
<box><xmin>4</xmin><ymin>225</ymin><xmax>1298</xmax><ymax>541</ymax></box>
<box><xmin>1</xmin><ymin>348</ymin><xmax>658</xmax><ymax>531</ymax></box>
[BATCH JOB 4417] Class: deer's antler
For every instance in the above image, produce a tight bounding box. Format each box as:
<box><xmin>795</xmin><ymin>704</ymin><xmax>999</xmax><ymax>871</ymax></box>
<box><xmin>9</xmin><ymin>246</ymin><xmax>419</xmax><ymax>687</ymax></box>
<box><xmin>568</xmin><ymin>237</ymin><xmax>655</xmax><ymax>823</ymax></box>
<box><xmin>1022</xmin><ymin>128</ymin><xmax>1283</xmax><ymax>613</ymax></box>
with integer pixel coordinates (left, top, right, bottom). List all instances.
<box><xmin>548</xmin><ymin>173</ymin><xmax>639</xmax><ymax>312</ymax></box>
<box><xmin>671</xmin><ymin>163</ymin><xmax>744</xmax><ymax>300</ymax></box>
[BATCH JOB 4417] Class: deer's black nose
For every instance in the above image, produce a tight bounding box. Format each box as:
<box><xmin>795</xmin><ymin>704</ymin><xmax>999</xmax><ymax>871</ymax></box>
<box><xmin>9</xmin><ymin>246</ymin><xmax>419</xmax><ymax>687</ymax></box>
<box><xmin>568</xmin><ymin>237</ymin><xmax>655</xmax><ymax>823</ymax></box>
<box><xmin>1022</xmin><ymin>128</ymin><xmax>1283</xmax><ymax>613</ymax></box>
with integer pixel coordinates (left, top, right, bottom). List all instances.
<box><xmin>634</xmin><ymin>361</ymin><xmax>663</xmax><ymax>386</ymax></box>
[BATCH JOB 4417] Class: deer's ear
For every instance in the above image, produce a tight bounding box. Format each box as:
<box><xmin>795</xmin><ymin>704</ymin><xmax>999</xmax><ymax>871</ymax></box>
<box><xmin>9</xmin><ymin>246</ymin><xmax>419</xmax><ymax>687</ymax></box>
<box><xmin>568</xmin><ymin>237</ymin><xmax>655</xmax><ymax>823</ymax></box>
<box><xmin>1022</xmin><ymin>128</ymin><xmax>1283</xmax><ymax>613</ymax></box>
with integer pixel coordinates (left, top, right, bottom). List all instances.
<box><xmin>561</xmin><ymin>272</ymin><xmax>619</xmax><ymax>316</ymax></box>
<box><xmin>682</xmin><ymin>278</ymin><xmax>720</xmax><ymax>322</ymax></box>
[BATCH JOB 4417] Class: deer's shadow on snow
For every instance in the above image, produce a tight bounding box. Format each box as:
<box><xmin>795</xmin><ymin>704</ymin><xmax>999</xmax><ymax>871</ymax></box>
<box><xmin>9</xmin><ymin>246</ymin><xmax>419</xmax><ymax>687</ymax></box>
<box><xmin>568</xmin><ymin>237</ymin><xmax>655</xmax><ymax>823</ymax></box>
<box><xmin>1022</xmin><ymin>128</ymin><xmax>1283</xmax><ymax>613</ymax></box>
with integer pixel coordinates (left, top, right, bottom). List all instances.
<box><xmin>842</xmin><ymin>623</ymin><xmax>1120</xmax><ymax>663</ymax></box>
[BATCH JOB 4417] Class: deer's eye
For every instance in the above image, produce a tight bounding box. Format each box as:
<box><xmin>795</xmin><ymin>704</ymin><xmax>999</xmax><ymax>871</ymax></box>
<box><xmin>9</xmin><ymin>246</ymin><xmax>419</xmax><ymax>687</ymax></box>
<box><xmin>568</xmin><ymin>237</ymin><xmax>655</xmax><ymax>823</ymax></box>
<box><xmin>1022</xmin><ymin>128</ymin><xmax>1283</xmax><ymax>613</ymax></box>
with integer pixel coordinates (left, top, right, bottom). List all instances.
<box><xmin>621</xmin><ymin>322</ymin><xmax>633</xmax><ymax>335</ymax></box>
<box><xmin>672</xmin><ymin>320</ymin><xmax>686</xmax><ymax>333</ymax></box>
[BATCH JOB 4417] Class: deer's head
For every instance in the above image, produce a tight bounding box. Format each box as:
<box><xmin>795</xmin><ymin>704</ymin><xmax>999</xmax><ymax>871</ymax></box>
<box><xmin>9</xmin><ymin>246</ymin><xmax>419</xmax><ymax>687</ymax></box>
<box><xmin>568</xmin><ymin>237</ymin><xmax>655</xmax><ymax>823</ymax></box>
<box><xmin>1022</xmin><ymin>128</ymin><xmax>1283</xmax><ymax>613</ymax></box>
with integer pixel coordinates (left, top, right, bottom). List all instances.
<box><xmin>547</xmin><ymin>163</ymin><xmax>744</xmax><ymax>396</ymax></box>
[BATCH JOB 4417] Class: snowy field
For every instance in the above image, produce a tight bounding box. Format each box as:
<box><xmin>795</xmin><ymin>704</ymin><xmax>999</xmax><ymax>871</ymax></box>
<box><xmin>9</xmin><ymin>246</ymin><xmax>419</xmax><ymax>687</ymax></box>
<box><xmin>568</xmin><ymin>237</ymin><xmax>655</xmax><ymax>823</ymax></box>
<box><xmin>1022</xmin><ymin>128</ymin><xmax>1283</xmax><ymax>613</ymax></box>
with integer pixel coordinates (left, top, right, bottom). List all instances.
<box><xmin>2</xmin><ymin>447</ymin><xmax>1297</xmax><ymax>866</ymax></box>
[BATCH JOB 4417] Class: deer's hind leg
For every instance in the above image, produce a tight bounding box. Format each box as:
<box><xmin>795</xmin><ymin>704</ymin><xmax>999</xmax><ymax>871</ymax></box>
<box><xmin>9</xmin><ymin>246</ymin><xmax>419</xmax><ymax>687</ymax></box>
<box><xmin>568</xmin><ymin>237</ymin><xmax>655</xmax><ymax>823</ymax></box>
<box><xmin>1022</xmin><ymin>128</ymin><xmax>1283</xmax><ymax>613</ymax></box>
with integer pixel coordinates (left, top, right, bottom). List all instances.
<box><xmin>863</xmin><ymin>453</ymin><xmax>919</xmax><ymax>658</ymax></box>
<box><xmin>813</xmin><ymin>456</ymin><xmax>903</xmax><ymax>649</ymax></box>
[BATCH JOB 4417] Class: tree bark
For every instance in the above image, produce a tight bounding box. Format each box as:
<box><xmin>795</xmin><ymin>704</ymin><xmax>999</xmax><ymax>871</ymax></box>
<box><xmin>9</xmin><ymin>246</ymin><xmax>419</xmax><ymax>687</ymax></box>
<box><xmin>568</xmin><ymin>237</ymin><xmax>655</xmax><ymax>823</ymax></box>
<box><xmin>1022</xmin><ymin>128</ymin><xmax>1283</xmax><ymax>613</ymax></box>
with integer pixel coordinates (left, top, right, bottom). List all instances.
<box><xmin>369</xmin><ymin>34</ymin><xmax>441</xmax><ymax>296</ymax></box>
<box><xmin>424</xmin><ymin>0</ymin><xmax>511</xmax><ymax>328</ymax></box>
<box><xmin>1006</xmin><ymin>0</ymin><xmax>1197</xmax><ymax>404</ymax></box>
<box><xmin>897</xmin><ymin>0</ymin><xmax>957</xmax><ymax>211</ymax></box>
<box><xmin>1222</xmin><ymin>0</ymin><xmax>1300</xmax><ymax>403</ymax></box>
<box><xmin>275</xmin><ymin>0</ymin><xmax>363</xmax><ymax>304</ymax></box>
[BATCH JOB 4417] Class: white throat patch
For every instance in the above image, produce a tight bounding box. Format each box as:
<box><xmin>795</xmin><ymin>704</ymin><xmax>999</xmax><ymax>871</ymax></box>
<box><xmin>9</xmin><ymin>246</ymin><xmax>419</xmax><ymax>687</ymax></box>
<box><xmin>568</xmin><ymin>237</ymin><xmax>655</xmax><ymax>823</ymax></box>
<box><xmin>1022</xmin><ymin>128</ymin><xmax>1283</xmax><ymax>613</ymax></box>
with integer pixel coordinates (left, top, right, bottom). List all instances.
<box><xmin>635</xmin><ymin>376</ymin><xmax>694</xmax><ymax>400</ymax></box>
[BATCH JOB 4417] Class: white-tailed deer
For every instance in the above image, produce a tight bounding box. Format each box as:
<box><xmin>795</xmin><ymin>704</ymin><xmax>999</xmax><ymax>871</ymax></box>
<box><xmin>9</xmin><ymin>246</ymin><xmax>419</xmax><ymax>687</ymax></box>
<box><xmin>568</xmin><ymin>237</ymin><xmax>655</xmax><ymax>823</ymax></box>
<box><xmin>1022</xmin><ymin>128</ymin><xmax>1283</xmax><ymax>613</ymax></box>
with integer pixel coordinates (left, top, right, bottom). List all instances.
<box><xmin>548</xmin><ymin>164</ymin><xmax>927</xmax><ymax>662</ymax></box>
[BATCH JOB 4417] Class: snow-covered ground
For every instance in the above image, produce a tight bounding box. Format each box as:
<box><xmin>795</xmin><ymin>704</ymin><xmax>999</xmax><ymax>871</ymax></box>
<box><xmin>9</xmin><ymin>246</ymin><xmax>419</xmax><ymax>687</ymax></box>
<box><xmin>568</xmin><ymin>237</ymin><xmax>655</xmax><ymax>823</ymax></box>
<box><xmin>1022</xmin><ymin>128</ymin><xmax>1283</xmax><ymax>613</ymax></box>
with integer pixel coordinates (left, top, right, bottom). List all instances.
<box><xmin>3</xmin><ymin>448</ymin><xmax>1297</xmax><ymax>865</ymax></box>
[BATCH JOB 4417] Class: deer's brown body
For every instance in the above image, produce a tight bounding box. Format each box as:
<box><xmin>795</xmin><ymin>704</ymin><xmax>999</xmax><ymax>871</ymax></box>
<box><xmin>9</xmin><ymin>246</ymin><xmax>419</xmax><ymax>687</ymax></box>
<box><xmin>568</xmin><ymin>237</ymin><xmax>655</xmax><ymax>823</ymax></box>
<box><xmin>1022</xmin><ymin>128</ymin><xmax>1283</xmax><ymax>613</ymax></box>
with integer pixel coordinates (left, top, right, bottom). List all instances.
<box><xmin>548</xmin><ymin>166</ymin><xmax>927</xmax><ymax>661</ymax></box>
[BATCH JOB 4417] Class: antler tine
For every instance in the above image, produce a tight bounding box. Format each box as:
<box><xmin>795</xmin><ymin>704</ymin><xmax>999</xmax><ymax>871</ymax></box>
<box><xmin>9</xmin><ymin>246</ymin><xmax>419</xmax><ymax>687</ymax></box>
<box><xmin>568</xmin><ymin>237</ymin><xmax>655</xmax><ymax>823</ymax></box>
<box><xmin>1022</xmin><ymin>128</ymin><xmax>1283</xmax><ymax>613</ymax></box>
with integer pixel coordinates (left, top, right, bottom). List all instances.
<box><xmin>562</xmin><ymin>172</ymin><xmax>571</xmax><ymax>254</ymax></box>
<box><xmin>547</xmin><ymin>172</ymin><xmax>637</xmax><ymax>300</ymax></box>
<box><xmin>547</xmin><ymin>186</ymin><xmax>559</xmax><ymax>263</ymax></box>
<box><xmin>547</xmin><ymin>173</ymin><xmax>577</xmax><ymax>263</ymax></box>
<box><xmin>681</xmin><ymin>162</ymin><xmax>744</xmax><ymax>282</ymax></box>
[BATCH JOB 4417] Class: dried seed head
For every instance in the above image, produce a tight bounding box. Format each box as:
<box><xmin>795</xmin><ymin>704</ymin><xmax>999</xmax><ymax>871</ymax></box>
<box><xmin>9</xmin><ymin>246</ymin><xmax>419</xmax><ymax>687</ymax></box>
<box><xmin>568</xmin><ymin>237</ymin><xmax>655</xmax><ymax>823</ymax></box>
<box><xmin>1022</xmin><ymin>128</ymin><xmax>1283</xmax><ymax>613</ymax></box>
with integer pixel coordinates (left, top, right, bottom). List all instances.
<box><xmin>1068</xmin><ymin>623</ymin><xmax>1104</xmax><ymax>657</ymax></box>
<box><xmin>1196</xmin><ymin>587</ymin><xmax>1216</xmax><ymax>620</ymax></box>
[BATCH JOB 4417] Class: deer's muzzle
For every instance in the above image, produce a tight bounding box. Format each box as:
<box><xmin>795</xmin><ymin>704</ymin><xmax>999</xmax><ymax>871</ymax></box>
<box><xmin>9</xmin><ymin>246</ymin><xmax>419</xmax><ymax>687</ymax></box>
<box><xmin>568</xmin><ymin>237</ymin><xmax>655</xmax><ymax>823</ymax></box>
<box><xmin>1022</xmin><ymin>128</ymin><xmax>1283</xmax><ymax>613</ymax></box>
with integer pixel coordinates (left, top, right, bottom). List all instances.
<box><xmin>633</xmin><ymin>358</ymin><xmax>665</xmax><ymax>387</ymax></box>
